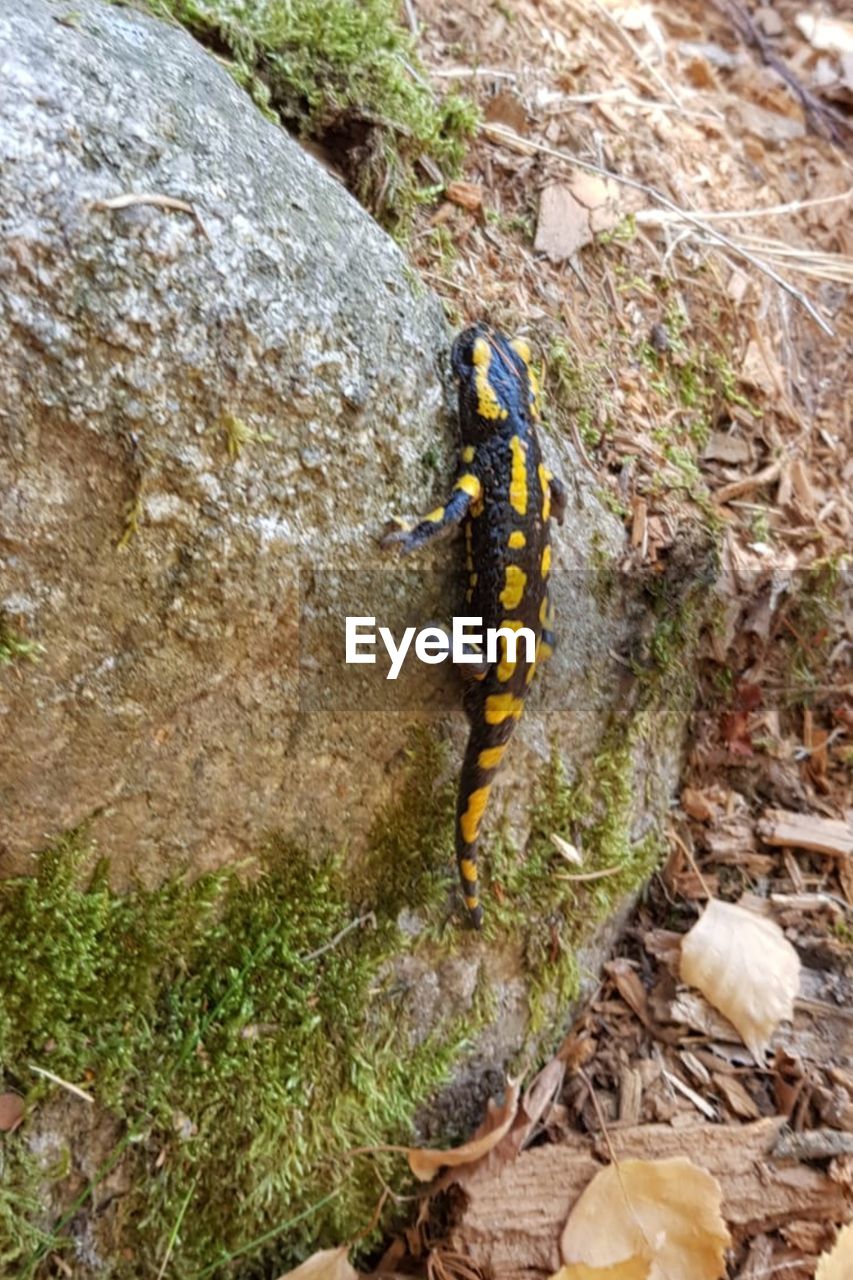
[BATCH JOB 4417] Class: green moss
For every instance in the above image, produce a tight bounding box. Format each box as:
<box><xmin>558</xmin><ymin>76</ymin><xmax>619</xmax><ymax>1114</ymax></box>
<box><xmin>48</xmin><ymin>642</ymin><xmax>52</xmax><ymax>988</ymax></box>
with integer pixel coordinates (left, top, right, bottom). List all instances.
<box><xmin>0</xmin><ymin>791</ymin><xmax>474</xmax><ymax>1277</ymax></box>
<box><xmin>546</xmin><ymin>340</ymin><xmax>606</xmax><ymax>451</ymax></box>
<box><xmin>777</xmin><ymin>556</ymin><xmax>850</xmax><ymax>706</ymax></box>
<box><xmin>0</xmin><ymin>616</ymin><xmax>44</xmax><ymax>667</ymax></box>
<box><xmin>357</xmin><ymin>725</ymin><xmax>457</xmax><ymax>920</ymax></box>
<box><xmin>145</xmin><ymin>0</ymin><xmax>478</xmax><ymax>230</ymax></box>
<box><xmin>0</xmin><ymin>562</ymin><xmax>709</xmax><ymax>1274</ymax></box>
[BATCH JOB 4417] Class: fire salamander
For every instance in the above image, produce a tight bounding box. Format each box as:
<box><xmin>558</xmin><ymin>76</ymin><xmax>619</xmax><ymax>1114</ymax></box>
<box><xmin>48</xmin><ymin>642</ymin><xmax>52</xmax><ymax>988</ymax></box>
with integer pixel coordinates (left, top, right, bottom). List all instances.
<box><xmin>383</xmin><ymin>322</ymin><xmax>566</xmax><ymax>927</ymax></box>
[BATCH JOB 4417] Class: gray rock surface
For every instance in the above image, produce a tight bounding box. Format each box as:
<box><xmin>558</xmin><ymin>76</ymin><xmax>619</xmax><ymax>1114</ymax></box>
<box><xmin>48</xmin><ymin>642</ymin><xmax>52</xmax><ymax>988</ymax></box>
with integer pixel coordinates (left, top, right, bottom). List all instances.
<box><xmin>0</xmin><ymin>0</ymin><xmax>707</xmax><ymax>949</ymax></box>
<box><xmin>0</xmin><ymin>0</ymin><xmax>660</xmax><ymax>886</ymax></box>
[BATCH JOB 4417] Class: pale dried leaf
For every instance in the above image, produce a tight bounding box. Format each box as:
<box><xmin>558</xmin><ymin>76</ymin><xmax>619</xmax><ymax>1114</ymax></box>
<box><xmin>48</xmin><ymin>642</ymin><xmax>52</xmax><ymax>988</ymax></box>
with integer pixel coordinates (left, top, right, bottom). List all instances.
<box><xmin>535</xmin><ymin>184</ymin><xmax>592</xmax><ymax>261</ymax></box>
<box><xmin>568</xmin><ymin>173</ymin><xmax>621</xmax><ymax>234</ymax></box>
<box><xmin>795</xmin><ymin>14</ymin><xmax>853</xmax><ymax>56</ymax></box>
<box><xmin>552</xmin><ymin>1260</ymin><xmax>650</xmax><ymax>1280</ymax></box>
<box><xmin>277</xmin><ymin>1247</ymin><xmax>358</xmax><ymax>1280</ymax></box>
<box><xmin>560</xmin><ymin>1158</ymin><xmax>730</xmax><ymax>1280</ymax></box>
<box><xmin>552</xmin><ymin>832</ymin><xmax>583</xmax><ymax>865</ymax></box>
<box><xmin>679</xmin><ymin>899</ymin><xmax>800</xmax><ymax>1060</ymax></box>
<box><xmin>407</xmin><ymin>1080</ymin><xmax>520</xmax><ymax>1181</ymax></box>
<box><xmin>816</xmin><ymin>1221</ymin><xmax>853</xmax><ymax>1280</ymax></box>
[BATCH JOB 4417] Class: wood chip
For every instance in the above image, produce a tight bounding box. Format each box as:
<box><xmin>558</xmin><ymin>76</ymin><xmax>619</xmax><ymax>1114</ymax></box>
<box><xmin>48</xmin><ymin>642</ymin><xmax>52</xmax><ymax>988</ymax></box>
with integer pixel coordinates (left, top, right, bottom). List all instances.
<box><xmin>702</xmin><ymin>432</ymin><xmax>752</xmax><ymax>464</ymax></box>
<box><xmin>757</xmin><ymin>809</ymin><xmax>853</xmax><ymax>859</ymax></box>
<box><xmin>713</xmin><ymin>1072</ymin><xmax>761</xmax><ymax>1119</ymax></box>
<box><xmin>447</xmin><ymin>1119</ymin><xmax>853</xmax><ymax>1275</ymax></box>
<box><xmin>445</xmin><ymin>180</ymin><xmax>484</xmax><ymax>214</ymax></box>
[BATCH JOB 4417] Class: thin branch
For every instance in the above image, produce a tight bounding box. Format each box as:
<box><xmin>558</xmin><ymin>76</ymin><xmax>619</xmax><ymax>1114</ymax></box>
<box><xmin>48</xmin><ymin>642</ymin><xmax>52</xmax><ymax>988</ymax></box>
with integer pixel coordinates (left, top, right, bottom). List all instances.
<box><xmin>29</xmin><ymin>1064</ymin><xmax>94</xmax><ymax>1104</ymax></box>
<box><xmin>480</xmin><ymin>122</ymin><xmax>834</xmax><ymax>336</ymax></box>
<box><xmin>299</xmin><ymin>911</ymin><xmax>375</xmax><ymax>964</ymax></box>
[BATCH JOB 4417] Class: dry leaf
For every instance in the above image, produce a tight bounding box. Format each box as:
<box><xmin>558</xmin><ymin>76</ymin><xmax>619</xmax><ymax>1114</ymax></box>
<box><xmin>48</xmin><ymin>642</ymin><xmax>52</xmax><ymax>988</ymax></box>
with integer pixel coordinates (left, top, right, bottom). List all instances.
<box><xmin>816</xmin><ymin>1221</ymin><xmax>853</xmax><ymax>1280</ymax></box>
<box><xmin>560</xmin><ymin>1158</ymin><xmax>730</xmax><ymax>1280</ymax></box>
<box><xmin>552</xmin><ymin>1260</ymin><xmax>650</xmax><ymax>1279</ymax></box>
<box><xmin>795</xmin><ymin>14</ymin><xmax>853</xmax><ymax>56</ymax></box>
<box><xmin>0</xmin><ymin>1092</ymin><xmax>24</xmax><ymax>1132</ymax></box>
<box><xmin>679</xmin><ymin>899</ymin><xmax>800</xmax><ymax>1060</ymax></box>
<box><xmin>276</xmin><ymin>1247</ymin><xmax>358</xmax><ymax>1280</ymax></box>
<box><xmin>535</xmin><ymin>184</ymin><xmax>592</xmax><ymax>261</ymax></box>
<box><xmin>407</xmin><ymin>1079</ymin><xmax>520</xmax><ymax>1181</ymax></box>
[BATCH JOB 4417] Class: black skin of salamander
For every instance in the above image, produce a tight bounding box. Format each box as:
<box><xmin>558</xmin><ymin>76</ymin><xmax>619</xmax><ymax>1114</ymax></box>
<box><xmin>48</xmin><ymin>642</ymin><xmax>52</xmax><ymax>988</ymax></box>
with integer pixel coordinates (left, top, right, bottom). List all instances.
<box><xmin>383</xmin><ymin>322</ymin><xmax>566</xmax><ymax>927</ymax></box>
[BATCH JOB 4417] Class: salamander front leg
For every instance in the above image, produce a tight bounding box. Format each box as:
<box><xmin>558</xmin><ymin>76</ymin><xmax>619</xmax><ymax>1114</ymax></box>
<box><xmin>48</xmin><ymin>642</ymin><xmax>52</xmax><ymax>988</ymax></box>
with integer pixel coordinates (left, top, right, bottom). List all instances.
<box><xmin>381</xmin><ymin>471</ymin><xmax>483</xmax><ymax>555</ymax></box>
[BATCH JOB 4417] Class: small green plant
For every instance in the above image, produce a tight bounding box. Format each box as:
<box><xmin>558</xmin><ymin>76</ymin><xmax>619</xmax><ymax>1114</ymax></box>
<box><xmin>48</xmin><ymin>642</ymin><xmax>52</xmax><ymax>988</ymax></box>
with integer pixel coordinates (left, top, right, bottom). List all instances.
<box><xmin>0</xmin><ymin>617</ymin><xmax>44</xmax><ymax>667</ymax></box>
<box><xmin>547</xmin><ymin>341</ymin><xmax>606</xmax><ymax>450</ymax></box>
<box><xmin>222</xmin><ymin>412</ymin><xmax>273</xmax><ymax>459</ymax></box>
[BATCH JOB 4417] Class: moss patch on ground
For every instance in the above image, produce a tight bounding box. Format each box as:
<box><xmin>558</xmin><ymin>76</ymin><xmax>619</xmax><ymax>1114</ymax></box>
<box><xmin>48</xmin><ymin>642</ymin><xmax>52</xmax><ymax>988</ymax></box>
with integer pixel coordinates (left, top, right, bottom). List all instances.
<box><xmin>145</xmin><ymin>0</ymin><xmax>478</xmax><ymax>229</ymax></box>
<box><xmin>0</xmin><ymin>818</ymin><xmax>471</xmax><ymax>1276</ymax></box>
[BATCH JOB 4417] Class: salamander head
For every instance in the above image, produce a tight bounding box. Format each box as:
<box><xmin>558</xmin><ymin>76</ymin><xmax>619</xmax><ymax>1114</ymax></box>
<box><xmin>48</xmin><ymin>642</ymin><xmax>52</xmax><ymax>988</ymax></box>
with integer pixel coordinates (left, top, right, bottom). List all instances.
<box><xmin>451</xmin><ymin>322</ymin><xmax>540</xmax><ymax>436</ymax></box>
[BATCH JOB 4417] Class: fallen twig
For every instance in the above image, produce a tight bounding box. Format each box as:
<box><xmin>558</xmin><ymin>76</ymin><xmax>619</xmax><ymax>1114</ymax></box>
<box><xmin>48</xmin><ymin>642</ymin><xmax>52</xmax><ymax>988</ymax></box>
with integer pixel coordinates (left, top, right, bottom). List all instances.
<box><xmin>480</xmin><ymin>122</ymin><xmax>834</xmax><ymax>336</ymax></box>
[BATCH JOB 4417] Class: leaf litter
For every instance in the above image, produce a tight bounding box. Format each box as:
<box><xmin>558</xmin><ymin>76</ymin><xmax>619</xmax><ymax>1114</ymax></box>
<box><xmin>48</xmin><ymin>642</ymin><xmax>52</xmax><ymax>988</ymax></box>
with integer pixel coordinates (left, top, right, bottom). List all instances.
<box><xmin>269</xmin><ymin>0</ymin><xmax>851</xmax><ymax>1272</ymax></box>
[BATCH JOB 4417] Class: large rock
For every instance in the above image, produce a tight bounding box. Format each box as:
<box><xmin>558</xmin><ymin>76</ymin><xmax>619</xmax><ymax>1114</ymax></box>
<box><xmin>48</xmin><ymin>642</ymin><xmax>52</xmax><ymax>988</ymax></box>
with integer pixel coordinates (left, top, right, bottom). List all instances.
<box><xmin>0</xmin><ymin>0</ymin><xmax>712</xmax><ymax>1268</ymax></box>
<box><xmin>0</xmin><ymin>0</ymin><xmax>655</xmax><ymax>884</ymax></box>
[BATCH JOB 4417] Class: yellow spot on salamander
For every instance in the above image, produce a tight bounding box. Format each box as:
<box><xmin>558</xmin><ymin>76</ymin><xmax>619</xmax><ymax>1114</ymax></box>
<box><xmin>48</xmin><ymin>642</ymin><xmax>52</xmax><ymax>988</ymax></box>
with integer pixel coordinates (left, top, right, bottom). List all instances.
<box><xmin>459</xmin><ymin>857</ymin><xmax>478</xmax><ymax>883</ymax></box>
<box><xmin>478</xmin><ymin>744</ymin><xmax>507</xmax><ymax>770</ymax></box>
<box><xmin>528</xmin><ymin>365</ymin><xmax>541</xmax><ymax>418</ymax></box>
<box><xmin>455</xmin><ymin>472</ymin><xmax>482</xmax><ymax>501</ymax></box>
<box><xmin>500</xmin><ymin>564</ymin><xmax>526</xmax><ymax>610</ymax></box>
<box><xmin>510</xmin><ymin>338</ymin><xmax>541</xmax><ymax>418</ymax></box>
<box><xmin>462</xmin><ymin>445</ymin><xmax>476</xmax><ymax>463</ymax></box>
<box><xmin>472</xmin><ymin>338</ymin><xmax>508</xmax><ymax>421</ymax></box>
<box><xmin>465</xmin><ymin>894</ymin><xmax>480</xmax><ymax>910</ymax></box>
<box><xmin>539</xmin><ymin>598</ymin><xmax>548</xmax><ymax>625</ymax></box>
<box><xmin>497</xmin><ymin>654</ymin><xmax>516</xmax><ymax>683</ymax></box>
<box><xmin>539</xmin><ymin>463</ymin><xmax>551</xmax><ymax>521</ymax></box>
<box><xmin>485</xmin><ymin>693</ymin><xmax>525</xmax><ymax>724</ymax></box>
<box><xmin>425</xmin><ymin>506</ymin><xmax>445</xmax><ymax>523</ymax></box>
<box><xmin>539</xmin><ymin>638</ymin><xmax>554</xmax><ymax>660</ymax></box>
<box><xmin>541</xmin><ymin>545</ymin><xmax>552</xmax><ymax>576</ymax></box>
<box><xmin>509</xmin><ymin>435</ymin><xmax>528</xmax><ymax>516</ymax></box>
<box><xmin>508</xmin><ymin>530</ymin><xmax>526</xmax><ymax>549</ymax></box>
<box><xmin>460</xmin><ymin>785</ymin><xmax>491</xmax><ymax>844</ymax></box>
